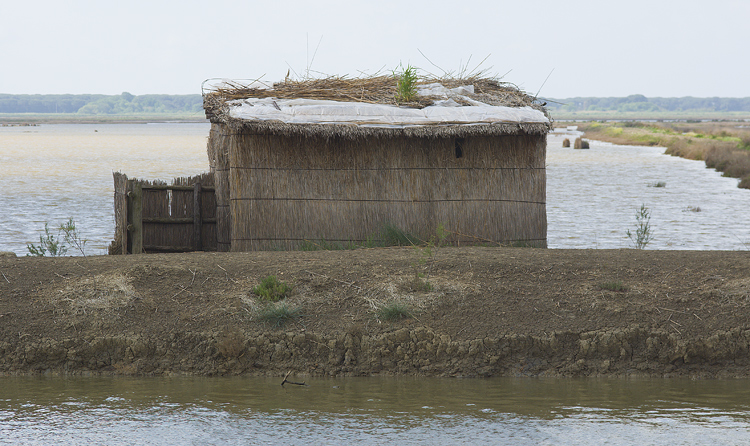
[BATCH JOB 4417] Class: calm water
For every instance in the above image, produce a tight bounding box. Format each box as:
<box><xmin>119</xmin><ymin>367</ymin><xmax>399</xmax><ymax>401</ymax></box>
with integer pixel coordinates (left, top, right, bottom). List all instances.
<box><xmin>2</xmin><ymin>123</ymin><xmax>749</xmax><ymax>255</ymax></box>
<box><xmin>1</xmin><ymin>376</ymin><xmax>750</xmax><ymax>445</ymax></box>
<box><xmin>0</xmin><ymin>123</ymin><xmax>210</xmax><ymax>255</ymax></box>
<box><xmin>546</xmin><ymin>131</ymin><xmax>750</xmax><ymax>249</ymax></box>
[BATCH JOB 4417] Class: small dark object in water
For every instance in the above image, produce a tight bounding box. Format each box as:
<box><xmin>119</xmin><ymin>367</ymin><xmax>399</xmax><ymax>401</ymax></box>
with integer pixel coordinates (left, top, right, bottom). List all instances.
<box><xmin>281</xmin><ymin>370</ymin><xmax>306</xmax><ymax>386</ymax></box>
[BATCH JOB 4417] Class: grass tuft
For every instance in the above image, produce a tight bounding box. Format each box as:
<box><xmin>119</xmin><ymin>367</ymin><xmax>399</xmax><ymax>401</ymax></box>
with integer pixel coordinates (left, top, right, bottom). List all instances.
<box><xmin>257</xmin><ymin>302</ymin><xmax>301</xmax><ymax>328</ymax></box>
<box><xmin>598</xmin><ymin>281</ymin><xmax>627</xmax><ymax>292</ymax></box>
<box><xmin>376</xmin><ymin>301</ymin><xmax>413</xmax><ymax>321</ymax></box>
<box><xmin>253</xmin><ymin>275</ymin><xmax>292</xmax><ymax>302</ymax></box>
<box><xmin>380</xmin><ymin>223</ymin><xmax>419</xmax><ymax>246</ymax></box>
<box><xmin>299</xmin><ymin>223</ymin><xmax>419</xmax><ymax>251</ymax></box>
<box><xmin>408</xmin><ymin>274</ymin><xmax>433</xmax><ymax>292</ymax></box>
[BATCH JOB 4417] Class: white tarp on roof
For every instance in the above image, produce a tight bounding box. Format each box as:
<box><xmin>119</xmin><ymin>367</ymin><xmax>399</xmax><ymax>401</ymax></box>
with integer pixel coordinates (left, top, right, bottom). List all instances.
<box><xmin>226</xmin><ymin>83</ymin><xmax>548</xmax><ymax>128</ymax></box>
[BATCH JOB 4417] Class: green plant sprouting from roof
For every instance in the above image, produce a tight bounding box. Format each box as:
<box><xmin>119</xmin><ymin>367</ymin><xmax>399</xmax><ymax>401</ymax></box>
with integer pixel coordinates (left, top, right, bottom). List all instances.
<box><xmin>394</xmin><ymin>64</ymin><xmax>419</xmax><ymax>103</ymax></box>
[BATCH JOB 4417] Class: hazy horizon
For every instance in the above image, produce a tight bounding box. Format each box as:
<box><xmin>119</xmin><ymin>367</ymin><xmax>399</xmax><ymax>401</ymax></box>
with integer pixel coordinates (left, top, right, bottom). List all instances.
<box><xmin>2</xmin><ymin>0</ymin><xmax>748</xmax><ymax>98</ymax></box>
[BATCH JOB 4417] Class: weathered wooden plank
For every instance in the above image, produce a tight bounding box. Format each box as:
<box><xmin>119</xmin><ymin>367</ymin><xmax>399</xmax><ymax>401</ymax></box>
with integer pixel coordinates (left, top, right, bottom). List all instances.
<box><xmin>130</xmin><ymin>182</ymin><xmax>143</xmax><ymax>254</ymax></box>
<box><xmin>141</xmin><ymin>217</ymin><xmax>217</xmax><ymax>224</ymax></box>
<box><xmin>115</xmin><ymin>172</ymin><xmax>128</xmax><ymax>255</ymax></box>
<box><xmin>194</xmin><ymin>182</ymin><xmax>202</xmax><ymax>251</ymax></box>
<box><xmin>141</xmin><ymin>184</ymin><xmax>215</xmax><ymax>192</ymax></box>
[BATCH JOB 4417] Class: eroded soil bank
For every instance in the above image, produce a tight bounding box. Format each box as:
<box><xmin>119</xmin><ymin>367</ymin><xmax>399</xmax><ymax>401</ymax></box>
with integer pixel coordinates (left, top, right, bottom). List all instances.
<box><xmin>1</xmin><ymin>248</ymin><xmax>749</xmax><ymax>378</ymax></box>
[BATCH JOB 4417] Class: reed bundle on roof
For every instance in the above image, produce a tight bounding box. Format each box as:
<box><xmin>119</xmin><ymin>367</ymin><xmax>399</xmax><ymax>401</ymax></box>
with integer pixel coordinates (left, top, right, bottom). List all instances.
<box><xmin>203</xmin><ymin>73</ymin><xmax>549</xmax><ymax>251</ymax></box>
<box><xmin>206</xmin><ymin>75</ymin><xmax>538</xmax><ymax>107</ymax></box>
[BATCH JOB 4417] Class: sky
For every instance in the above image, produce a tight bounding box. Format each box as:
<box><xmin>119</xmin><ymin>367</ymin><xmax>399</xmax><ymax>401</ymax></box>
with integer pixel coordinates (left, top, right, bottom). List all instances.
<box><xmin>2</xmin><ymin>0</ymin><xmax>748</xmax><ymax>98</ymax></box>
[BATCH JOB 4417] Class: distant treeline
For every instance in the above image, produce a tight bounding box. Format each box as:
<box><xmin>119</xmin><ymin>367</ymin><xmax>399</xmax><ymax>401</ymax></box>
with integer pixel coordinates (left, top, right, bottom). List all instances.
<box><xmin>3</xmin><ymin>92</ymin><xmax>750</xmax><ymax>115</ymax></box>
<box><xmin>542</xmin><ymin>95</ymin><xmax>750</xmax><ymax>113</ymax></box>
<box><xmin>0</xmin><ymin>92</ymin><xmax>203</xmax><ymax>114</ymax></box>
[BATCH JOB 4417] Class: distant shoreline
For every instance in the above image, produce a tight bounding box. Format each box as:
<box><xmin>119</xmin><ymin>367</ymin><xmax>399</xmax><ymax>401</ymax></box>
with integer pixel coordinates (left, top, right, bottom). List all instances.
<box><xmin>3</xmin><ymin>112</ymin><xmax>750</xmax><ymax>126</ymax></box>
<box><xmin>0</xmin><ymin>113</ymin><xmax>208</xmax><ymax>125</ymax></box>
<box><xmin>550</xmin><ymin>111</ymin><xmax>750</xmax><ymax>122</ymax></box>
<box><xmin>3</xmin><ymin>91</ymin><xmax>750</xmax><ymax>123</ymax></box>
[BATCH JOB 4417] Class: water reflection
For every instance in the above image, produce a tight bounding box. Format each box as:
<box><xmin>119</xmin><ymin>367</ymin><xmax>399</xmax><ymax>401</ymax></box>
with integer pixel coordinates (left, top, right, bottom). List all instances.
<box><xmin>1</xmin><ymin>377</ymin><xmax>749</xmax><ymax>445</ymax></box>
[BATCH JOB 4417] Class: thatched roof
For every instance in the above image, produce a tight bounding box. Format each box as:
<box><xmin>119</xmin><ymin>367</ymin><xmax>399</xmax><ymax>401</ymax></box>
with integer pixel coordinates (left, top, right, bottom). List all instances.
<box><xmin>203</xmin><ymin>76</ymin><xmax>551</xmax><ymax>138</ymax></box>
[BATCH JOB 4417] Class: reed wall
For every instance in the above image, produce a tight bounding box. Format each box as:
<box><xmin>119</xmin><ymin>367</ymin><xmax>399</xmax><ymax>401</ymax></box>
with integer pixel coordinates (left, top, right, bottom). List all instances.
<box><xmin>208</xmin><ymin>123</ymin><xmax>232</xmax><ymax>252</ymax></box>
<box><xmin>214</xmin><ymin>129</ymin><xmax>547</xmax><ymax>250</ymax></box>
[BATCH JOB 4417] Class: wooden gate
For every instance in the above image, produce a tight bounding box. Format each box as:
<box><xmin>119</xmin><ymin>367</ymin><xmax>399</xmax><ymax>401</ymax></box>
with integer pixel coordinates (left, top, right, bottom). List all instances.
<box><xmin>112</xmin><ymin>172</ymin><xmax>217</xmax><ymax>254</ymax></box>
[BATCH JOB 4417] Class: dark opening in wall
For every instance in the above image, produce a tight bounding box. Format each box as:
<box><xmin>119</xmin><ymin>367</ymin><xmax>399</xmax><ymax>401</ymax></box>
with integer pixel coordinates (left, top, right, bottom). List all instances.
<box><xmin>455</xmin><ymin>138</ymin><xmax>464</xmax><ymax>158</ymax></box>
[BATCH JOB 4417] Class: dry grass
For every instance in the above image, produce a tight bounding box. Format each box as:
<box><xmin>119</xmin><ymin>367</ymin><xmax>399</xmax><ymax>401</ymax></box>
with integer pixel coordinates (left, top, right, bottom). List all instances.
<box><xmin>705</xmin><ymin>146</ymin><xmax>750</xmax><ymax>178</ymax></box>
<box><xmin>205</xmin><ymin>74</ymin><xmax>537</xmax><ymax>110</ymax></box>
<box><xmin>52</xmin><ymin>273</ymin><xmax>136</xmax><ymax>315</ymax></box>
<box><xmin>376</xmin><ymin>300</ymin><xmax>413</xmax><ymax>321</ymax></box>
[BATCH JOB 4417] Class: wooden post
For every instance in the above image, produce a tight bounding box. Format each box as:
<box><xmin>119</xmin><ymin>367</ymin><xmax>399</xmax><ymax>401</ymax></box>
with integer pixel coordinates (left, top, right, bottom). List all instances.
<box><xmin>121</xmin><ymin>195</ymin><xmax>128</xmax><ymax>255</ymax></box>
<box><xmin>125</xmin><ymin>179</ymin><xmax>133</xmax><ymax>254</ymax></box>
<box><xmin>193</xmin><ymin>182</ymin><xmax>202</xmax><ymax>251</ymax></box>
<box><xmin>129</xmin><ymin>181</ymin><xmax>143</xmax><ymax>254</ymax></box>
<box><xmin>117</xmin><ymin>173</ymin><xmax>129</xmax><ymax>255</ymax></box>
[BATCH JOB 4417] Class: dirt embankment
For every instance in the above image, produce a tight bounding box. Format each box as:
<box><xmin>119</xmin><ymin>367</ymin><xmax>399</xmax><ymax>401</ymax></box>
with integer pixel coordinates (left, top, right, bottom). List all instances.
<box><xmin>1</xmin><ymin>248</ymin><xmax>749</xmax><ymax>378</ymax></box>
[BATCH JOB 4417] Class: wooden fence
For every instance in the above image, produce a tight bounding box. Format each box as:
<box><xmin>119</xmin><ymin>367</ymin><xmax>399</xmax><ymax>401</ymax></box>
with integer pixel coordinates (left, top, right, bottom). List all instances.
<box><xmin>112</xmin><ymin>172</ymin><xmax>217</xmax><ymax>254</ymax></box>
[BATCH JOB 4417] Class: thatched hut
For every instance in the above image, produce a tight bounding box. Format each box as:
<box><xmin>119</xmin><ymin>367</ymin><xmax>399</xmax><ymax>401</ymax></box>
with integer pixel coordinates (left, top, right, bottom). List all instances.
<box><xmin>203</xmin><ymin>75</ymin><xmax>551</xmax><ymax>251</ymax></box>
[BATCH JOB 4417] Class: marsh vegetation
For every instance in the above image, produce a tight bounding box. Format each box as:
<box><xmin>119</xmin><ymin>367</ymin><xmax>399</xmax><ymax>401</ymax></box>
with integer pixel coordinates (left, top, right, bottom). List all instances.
<box><xmin>569</xmin><ymin>121</ymin><xmax>750</xmax><ymax>188</ymax></box>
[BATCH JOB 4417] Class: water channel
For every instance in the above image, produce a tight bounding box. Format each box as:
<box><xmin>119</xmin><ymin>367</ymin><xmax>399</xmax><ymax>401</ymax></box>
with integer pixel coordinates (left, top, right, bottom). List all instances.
<box><xmin>2</xmin><ymin>376</ymin><xmax>750</xmax><ymax>445</ymax></box>
<box><xmin>546</xmin><ymin>131</ymin><xmax>750</xmax><ymax>250</ymax></box>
